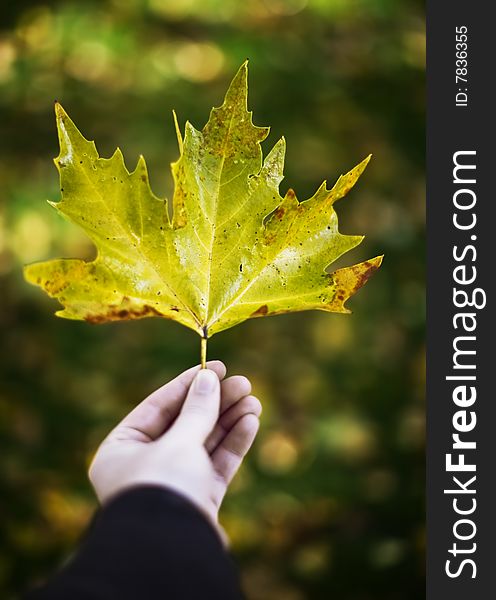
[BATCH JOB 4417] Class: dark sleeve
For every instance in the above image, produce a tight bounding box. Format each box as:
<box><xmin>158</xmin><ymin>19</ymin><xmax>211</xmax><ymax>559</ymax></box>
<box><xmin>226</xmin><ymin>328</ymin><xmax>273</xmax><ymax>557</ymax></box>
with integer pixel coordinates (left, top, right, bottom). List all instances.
<box><xmin>25</xmin><ymin>486</ymin><xmax>244</xmax><ymax>600</ymax></box>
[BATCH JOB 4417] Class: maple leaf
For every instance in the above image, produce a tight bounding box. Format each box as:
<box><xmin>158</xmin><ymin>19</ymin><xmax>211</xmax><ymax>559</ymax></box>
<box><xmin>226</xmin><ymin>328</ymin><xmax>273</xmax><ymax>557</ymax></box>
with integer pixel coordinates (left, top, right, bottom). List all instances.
<box><xmin>24</xmin><ymin>62</ymin><xmax>382</xmax><ymax>366</ymax></box>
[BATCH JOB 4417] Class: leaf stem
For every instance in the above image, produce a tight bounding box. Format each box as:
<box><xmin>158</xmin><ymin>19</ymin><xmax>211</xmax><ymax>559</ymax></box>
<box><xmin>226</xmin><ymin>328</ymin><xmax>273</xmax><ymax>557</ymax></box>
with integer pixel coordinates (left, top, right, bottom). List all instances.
<box><xmin>200</xmin><ymin>336</ymin><xmax>207</xmax><ymax>369</ymax></box>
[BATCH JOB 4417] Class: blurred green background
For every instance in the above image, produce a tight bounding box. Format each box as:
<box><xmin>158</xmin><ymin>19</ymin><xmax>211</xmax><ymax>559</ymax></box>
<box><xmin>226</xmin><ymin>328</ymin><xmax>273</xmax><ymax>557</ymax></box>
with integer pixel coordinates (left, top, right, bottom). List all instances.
<box><xmin>0</xmin><ymin>1</ymin><xmax>425</xmax><ymax>598</ymax></box>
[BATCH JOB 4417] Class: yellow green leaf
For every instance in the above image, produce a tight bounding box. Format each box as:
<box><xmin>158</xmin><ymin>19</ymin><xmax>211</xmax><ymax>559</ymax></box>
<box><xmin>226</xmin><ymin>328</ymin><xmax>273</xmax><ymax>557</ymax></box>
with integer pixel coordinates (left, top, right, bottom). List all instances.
<box><xmin>24</xmin><ymin>62</ymin><xmax>382</xmax><ymax>359</ymax></box>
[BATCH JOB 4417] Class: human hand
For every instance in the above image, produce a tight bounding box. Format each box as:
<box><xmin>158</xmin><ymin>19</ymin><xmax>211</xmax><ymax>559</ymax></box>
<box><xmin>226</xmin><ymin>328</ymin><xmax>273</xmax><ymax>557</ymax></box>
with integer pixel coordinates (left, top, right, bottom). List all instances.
<box><xmin>88</xmin><ymin>361</ymin><xmax>261</xmax><ymax>534</ymax></box>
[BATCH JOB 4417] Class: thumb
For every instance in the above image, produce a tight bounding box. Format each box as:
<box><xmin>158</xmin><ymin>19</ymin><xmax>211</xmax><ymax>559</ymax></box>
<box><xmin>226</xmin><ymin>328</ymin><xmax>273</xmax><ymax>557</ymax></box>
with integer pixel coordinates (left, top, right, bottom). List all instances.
<box><xmin>168</xmin><ymin>369</ymin><xmax>220</xmax><ymax>443</ymax></box>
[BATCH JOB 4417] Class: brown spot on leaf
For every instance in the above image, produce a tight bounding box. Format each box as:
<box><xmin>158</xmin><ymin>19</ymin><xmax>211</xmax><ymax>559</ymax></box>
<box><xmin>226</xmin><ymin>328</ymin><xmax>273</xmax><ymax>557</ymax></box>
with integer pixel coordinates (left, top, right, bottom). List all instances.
<box><xmin>84</xmin><ymin>314</ymin><xmax>109</xmax><ymax>324</ymax></box>
<box><xmin>85</xmin><ymin>304</ymin><xmax>162</xmax><ymax>324</ymax></box>
<box><xmin>286</xmin><ymin>189</ymin><xmax>295</xmax><ymax>200</ymax></box>
<box><xmin>44</xmin><ymin>279</ymin><xmax>70</xmax><ymax>295</ymax></box>
<box><xmin>264</xmin><ymin>232</ymin><xmax>277</xmax><ymax>246</ymax></box>
<box><xmin>171</xmin><ymin>306</ymin><xmax>180</xmax><ymax>312</ymax></box>
<box><xmin>274</xmin><ymin>207</ymin><xmax>285</xmax><ymax>220</ymax></box>
<box><xmin>251</xmin><ymin>304</ymin><xmax>269</xmax><ymax>317</ymax></box>
<box><xmin>329</xmin><ymin>256</ymin><xmax>383</xmax><ymax>309</ymax></box>
<box><xmin>349</xmin><ymin>260</ymin><xmax>380</xmax><ymax>291</ymax></box>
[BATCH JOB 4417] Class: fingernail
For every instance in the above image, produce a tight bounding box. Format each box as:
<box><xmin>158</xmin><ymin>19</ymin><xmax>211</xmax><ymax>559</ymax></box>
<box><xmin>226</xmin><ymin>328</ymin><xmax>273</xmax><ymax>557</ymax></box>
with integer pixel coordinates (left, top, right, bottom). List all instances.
<box><xmin>194</xmin><ymin>369</ymin><xmax>218</xmax><ymax>394</ymax></box>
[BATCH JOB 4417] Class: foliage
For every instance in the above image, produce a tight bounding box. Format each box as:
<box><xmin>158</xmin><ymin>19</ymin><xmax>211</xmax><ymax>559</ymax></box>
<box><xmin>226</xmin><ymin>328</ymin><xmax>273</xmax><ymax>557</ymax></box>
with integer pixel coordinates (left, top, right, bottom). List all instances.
<box><xmin>25</xmin><ymin>63</ymin><xmax>381</xmax><ymax>364</ymax></box>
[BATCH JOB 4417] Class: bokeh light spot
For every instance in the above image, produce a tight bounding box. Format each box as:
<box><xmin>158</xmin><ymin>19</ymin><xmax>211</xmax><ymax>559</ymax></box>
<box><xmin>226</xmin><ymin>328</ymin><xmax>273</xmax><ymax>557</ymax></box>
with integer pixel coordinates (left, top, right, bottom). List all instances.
<box><xmin>174</xmin><ymin>42</ymin><xmax>224</xmax><ymax>82</ymax></box>
<box><xmin>10</xmin><ymin>212</ymin><xmax>52</xmax><ymax>263</ymax></box>
<box><xmin>258</xmin><ymin>431</ymin><xmax>299</xmax><ymax>474</ymax></box>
